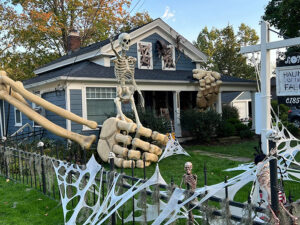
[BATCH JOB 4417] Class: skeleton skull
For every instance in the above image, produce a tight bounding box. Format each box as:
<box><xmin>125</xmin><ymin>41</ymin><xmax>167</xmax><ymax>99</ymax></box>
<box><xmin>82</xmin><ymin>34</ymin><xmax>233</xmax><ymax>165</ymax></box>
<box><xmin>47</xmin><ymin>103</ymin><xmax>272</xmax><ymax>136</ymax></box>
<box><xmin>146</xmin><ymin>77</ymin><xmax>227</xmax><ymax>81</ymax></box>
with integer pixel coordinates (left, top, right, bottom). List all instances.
<box><xmin>184</xmin><ymin>162</ymin><xmax>193</xmax><ymax>175</ymax></box>
<box><xmin>266</xmin><ymin>129</ymin><xmax>279</xmax><ymax>141</ymax></box>
<box><xmin>118</xmin><ymin>33</ymin><xmax>131</xmax><ymax>51</ymax></box>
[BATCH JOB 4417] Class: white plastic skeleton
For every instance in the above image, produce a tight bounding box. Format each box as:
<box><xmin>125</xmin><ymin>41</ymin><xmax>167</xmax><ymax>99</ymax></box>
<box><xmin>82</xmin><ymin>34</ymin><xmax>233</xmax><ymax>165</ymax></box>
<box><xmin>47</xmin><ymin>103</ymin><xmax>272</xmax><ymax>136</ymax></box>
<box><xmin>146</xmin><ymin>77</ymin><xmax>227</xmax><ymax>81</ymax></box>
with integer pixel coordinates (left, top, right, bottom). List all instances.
<box><xmin>111</xmin><ymin>33</ymin><xmax>144</xmax><ymax>127</ymax></box>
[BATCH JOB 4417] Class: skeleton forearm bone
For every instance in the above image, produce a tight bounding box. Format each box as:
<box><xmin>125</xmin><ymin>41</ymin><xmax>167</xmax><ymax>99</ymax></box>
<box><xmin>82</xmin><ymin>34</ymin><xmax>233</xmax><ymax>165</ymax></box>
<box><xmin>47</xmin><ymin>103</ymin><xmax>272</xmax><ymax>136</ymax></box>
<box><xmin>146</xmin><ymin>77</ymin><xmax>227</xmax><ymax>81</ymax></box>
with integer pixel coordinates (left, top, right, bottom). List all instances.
<box><xmin>0</xmin><ymin>72</ymin><xmax>97</xmax><ymax>129</ymax></box>
<box><xmin>0</xmin><ymin>90</ymin><xmax>96</xmax><ymax>149</ymax></box>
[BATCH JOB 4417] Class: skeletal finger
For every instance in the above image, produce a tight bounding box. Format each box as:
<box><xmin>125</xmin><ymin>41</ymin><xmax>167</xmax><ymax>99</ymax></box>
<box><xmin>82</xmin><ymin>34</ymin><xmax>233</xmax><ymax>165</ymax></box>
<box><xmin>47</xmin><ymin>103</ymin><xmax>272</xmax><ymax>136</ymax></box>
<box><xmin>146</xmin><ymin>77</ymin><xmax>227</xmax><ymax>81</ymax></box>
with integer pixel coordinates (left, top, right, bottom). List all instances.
<box><xmin>128</xmin><ymin>150</ymin><xmax>141</xmax><ymax>160</ymax></box>
<box><xmin>136</xmin><ymin>160</ymin><xmax>151</xmax><ymax>168</ymax></box>
<box><xmin>132</xmin><ymin>138</ymin><xmax>150</xmax><ymax>151</ymax></box>
<box><xmin>115</xmin><ymin>133</ymin><xmax>132</xmax><ymax>145</ymax></box>
<box><xmin>112</xmin><ymin>145</ymin><xmax>128</xmax><ymax>157</ymax></box>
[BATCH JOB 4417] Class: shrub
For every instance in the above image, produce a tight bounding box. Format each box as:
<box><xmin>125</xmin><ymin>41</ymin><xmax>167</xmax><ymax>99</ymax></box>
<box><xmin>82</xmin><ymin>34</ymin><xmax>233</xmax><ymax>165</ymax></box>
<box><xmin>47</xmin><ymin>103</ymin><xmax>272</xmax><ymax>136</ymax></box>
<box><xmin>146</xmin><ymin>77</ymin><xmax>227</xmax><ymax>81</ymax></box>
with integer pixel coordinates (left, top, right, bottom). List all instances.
<box><xmin>217</xmin><ymin>121</ymin><xmax>236</xmax><ymax>137</ymax></box>
<box><xmin>126</xmin><ymin>109</ymin><xmax>171</xmax><ymax>134</ymax></box>
<box><xmin>287</xmin><ymin>123</ymin><xmax>299</xmax><ymax>137</ymax></box>
<box><xmin>235</xmin><ymin>123</ymin><xmax>249</xmax><ymax>133</ymax></box>
<box><xmin>239</xmin><ymin>129</ymin><xmax>254</xmax><ymax>139</ymax></box>
<box><xmin>181</xmin><ymin>109</ymin><xmax>221</xmax><ymax>142</ymax></box>
<box><xmin>222</xmin><ymin>105</ymin><xmax>239</xmax><ymax>120</ymax></box>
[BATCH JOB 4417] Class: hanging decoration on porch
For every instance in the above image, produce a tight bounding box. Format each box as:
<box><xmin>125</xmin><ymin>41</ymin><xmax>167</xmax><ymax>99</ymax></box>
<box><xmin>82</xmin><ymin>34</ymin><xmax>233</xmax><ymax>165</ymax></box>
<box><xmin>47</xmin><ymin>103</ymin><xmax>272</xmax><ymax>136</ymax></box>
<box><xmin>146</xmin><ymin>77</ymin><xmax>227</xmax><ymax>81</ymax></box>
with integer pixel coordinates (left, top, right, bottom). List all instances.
<box><xmin>97</xmin><ymin>33</ymin><xmax>169</xmax><ymax>168</ymax></box>
<box><xmin>0</xmin><ymin>70</ymin><xmax>97</xmax><ymax>149</ymax></box>
<box><xmin>192</xmin><ymin>69</ymin><xmax>222</xmax><ymax>110</ymax></box>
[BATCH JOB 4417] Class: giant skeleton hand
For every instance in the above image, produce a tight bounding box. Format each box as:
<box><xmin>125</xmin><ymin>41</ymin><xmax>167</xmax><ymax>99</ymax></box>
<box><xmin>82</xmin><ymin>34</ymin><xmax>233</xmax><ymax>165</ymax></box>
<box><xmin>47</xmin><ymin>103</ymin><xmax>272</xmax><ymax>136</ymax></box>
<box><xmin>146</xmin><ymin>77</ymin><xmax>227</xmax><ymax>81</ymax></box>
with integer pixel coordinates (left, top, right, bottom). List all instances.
<box><xmin>97</xmin><ymin>116</ymin><xmax>168</xmax><ymax>168</ymax></box>
<box><xmin>192</xmin><ymin>69</ymin><xmax>222</xmax><ymax>110</ymax></box>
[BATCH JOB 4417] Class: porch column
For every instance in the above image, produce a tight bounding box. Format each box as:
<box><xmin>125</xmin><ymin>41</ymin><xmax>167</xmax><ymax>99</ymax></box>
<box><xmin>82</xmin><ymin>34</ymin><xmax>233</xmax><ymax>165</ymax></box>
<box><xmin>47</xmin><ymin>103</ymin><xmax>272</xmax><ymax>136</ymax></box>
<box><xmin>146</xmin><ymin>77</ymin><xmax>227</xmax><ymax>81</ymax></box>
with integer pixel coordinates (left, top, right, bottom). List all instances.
<box><xmin>216</xmin><ymin>91</ymin><xmax>222</xmax><ymax>114</ymax></box>
<box><xmin>251</xmin><ymin>91</ymin><xmax>256</xmax><ymax>130</ymax></box>
<box><xmin>173</xmin><ymin>91</ymin><xmax>182</xmax><ymax>137</ymax></box>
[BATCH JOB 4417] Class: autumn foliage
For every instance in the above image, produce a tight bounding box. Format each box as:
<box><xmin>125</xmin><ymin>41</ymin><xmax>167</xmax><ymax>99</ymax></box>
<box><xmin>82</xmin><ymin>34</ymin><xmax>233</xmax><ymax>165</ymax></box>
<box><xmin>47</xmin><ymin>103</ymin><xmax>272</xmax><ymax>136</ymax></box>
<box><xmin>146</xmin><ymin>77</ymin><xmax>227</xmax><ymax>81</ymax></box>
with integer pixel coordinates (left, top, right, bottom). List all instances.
<box><xmin>0</xmin><ymin>0</ymin><xmax>152</xmax><ymax>80</ymax></box>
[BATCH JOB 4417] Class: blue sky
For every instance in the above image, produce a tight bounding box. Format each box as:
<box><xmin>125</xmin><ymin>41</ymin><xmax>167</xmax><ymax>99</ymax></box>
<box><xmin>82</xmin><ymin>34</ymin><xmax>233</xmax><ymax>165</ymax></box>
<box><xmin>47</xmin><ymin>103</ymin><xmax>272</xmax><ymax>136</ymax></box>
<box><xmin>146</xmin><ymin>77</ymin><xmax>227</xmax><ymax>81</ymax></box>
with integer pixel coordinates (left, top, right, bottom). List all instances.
<box><xmin>130</xmin><ymin>0</ymin><xmax>281</xmax><ymax>43</ymax></box>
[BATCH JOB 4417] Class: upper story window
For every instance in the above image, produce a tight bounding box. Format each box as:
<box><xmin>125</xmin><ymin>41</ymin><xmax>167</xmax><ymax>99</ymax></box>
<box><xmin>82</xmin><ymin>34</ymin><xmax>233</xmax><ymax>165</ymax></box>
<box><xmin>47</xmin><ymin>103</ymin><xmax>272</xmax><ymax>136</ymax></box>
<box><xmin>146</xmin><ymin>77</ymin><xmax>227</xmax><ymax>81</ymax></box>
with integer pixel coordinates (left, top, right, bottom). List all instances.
<box><xmin>162</xmin><ymin>45</ymin><xmax>176</xmax><ymax>70</ymax></box>
<box><xmin>137</xmin><ymin>41</ymin><xmax>153</xmax><ymax>69</ymax></box>
<box><xmin>14</xmin><ymin>107</ymin><xmax>22</xmax><ymax>126</ymax></box>
<box><xmin>86</xmin><ymin>87</ymin><xmax>116</xmax><ymax>125</ymax></box>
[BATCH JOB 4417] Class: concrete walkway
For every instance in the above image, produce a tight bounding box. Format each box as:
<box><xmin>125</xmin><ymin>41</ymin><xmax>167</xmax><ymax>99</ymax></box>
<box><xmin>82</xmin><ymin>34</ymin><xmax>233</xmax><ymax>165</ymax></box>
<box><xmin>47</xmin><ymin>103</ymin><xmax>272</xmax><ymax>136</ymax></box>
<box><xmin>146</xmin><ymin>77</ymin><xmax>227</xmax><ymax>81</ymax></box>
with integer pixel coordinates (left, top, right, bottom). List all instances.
<box><xmin>193</xmin><ymin>150</ymin><xmax>251</xmax><ymax>162</ymax></box>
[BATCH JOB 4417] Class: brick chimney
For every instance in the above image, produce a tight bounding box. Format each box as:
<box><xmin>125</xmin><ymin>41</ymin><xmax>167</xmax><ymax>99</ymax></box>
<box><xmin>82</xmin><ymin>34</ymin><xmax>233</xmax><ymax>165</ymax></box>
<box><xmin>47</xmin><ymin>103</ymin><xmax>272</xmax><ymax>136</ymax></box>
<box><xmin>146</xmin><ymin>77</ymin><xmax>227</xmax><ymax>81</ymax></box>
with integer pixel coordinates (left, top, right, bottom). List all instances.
<box><xmin>67</xmin><ymin>29</ymin><xmax>81</xmax><ymax>54</ymax></box>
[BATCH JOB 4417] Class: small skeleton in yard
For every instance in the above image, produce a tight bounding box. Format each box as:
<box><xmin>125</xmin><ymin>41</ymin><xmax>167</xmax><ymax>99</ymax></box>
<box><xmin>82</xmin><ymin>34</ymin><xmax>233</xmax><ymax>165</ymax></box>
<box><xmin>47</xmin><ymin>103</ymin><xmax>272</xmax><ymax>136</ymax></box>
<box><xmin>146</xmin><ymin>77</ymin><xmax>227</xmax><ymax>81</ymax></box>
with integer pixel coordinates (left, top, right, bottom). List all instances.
<box><xmin>192</xmin><ymin>69</ymin><xmax>222</xmax><ymax>110</ymax></box>
<box><xmin>97</xmin><ymin>33</ymin><xmax>169</xmax><ymax>168</ymax></box>
<box><xmin>181</xmin><ymin>162</ymin><xmax>197</xmax><ymax>191</ymax></box>
<box><xmin>255</xmin><ymin>154</ymin><xmax>298</xmax><ymax>225</ymax></box>
<box><xmin>180</xmin><ymin>162</ymin><xmax>197</xmax><ymax>224</ymax></box>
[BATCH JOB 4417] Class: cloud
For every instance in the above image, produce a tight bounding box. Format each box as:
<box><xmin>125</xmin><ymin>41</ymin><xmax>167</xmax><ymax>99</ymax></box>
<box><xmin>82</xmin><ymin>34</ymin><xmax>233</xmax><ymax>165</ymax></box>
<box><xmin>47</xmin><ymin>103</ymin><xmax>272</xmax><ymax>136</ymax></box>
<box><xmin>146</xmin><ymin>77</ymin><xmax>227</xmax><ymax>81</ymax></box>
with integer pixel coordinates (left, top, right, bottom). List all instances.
<box><xmin>162</xmin><ymin>6</ymin><xmax>175</xmax><ymax>21</ymax></box>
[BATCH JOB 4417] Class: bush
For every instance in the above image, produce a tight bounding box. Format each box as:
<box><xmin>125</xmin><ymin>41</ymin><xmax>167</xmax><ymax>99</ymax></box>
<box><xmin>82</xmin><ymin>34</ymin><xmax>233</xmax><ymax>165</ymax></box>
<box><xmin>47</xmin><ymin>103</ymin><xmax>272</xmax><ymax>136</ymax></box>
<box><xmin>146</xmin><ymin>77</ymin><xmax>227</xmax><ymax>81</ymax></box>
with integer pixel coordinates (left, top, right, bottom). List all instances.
<box><xmin>287</xmin><ymin>123</ymin><xmax>299</xmax><ymax>137</ymax></box>
<box><xmin>181</xmin><ymin>109</ymin><xmax>221</xmax><ymax>142</ymax></box>
<box><xmin>126</xmin><ymin>109</ymin><xmax>171</xmax><ymax>134</ymax></box>
<box><xmin>235</xmin><ymin>123</ymin><xmax>249</xmax><ymax>133</ymax></box>
<box><xmin>222</xmin><ymin>105</ymin><xmax>239</xmax><ymax>120</ymax></box>
<box><xmin>217</xmin><ymin>121</ymin><xmax>236</xmax><ymax>137</ymax></box>
<box><xmin>239</xmin><ymin>129</ymin><xmax>254</xmax><ymax>139</ymax></box>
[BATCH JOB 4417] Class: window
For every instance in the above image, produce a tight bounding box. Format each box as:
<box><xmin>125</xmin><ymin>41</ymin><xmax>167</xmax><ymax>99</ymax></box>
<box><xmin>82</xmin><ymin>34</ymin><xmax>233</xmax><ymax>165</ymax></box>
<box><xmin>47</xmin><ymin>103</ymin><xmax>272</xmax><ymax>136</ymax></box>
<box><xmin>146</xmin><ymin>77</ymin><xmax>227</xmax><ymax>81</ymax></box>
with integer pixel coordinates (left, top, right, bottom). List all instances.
<box><xmin>161</xmin><ymin>45</ymin><xmax>176</xmax><ymax>70</ymax></box>
<box><xmin>86</xmin><ymin>87</ymin><xmax>116</xmax><ymax>125</ymax></box>
<box><xmin>137</xmin><ymin>41</ymin><xmax>153</xmax><ymax>69</ymax></box>
<box><xmin>14</xmin><ymin>107</ymin><xmax>22</xmax><ymax>126</ymax></box>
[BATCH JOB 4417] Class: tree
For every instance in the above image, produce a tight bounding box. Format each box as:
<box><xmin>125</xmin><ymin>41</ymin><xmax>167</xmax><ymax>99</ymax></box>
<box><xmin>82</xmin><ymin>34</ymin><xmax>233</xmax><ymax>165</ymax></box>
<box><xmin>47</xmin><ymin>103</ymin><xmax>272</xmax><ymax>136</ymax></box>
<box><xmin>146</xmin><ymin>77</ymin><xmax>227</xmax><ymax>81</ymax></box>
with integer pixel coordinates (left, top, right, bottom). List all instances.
<box><xmin>263</xmin><ymin>0</ymin><xmax>300</xmax><ymax>53</ymax></box>
<box><xmin>0</xmin><ymin>0</ymin><xmax>151</xmax><ymax>80</ymax></box>
<box><xmin>194</xmin><ymin>24</ymin><xmax>259</xmax><ymax>80</ymax></box>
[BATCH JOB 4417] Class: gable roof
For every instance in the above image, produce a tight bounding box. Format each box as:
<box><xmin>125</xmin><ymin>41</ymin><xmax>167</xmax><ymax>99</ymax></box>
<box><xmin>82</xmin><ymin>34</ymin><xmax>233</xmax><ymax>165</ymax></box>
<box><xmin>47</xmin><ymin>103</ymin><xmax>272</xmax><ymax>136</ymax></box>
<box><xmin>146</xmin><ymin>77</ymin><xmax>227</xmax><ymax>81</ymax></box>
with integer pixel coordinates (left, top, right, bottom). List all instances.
<box><xmin>34</xmin><ymin>18</ymin><xmax>207</xmax><ymax>75</ymax></box>
<box><xmin>221</xmin><ymin>92</ymin><xmax>242</xmax><ymax>103</ymax></box>
<box><xmin>25</xmin><ymin>60</ymin><xmax>255</xmax><ymax>87</ymax></box>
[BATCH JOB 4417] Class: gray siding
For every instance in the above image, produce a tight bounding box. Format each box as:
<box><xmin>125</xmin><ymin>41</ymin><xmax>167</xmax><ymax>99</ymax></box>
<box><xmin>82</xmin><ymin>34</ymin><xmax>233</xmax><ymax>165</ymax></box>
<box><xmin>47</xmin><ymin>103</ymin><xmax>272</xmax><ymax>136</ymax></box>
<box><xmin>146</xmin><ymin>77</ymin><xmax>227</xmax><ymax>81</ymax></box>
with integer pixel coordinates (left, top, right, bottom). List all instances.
<box><xmin>42</xmin><ymin>90</ymin><xmax>66</xmax><ymax>139</ymax></box>
<box><xmin>6</xmin><ymin>100</ymin><xmax>35</xmax><ymax>136</ymax></box>
<box><xmin>124</xmin><ymin>33</ymin><xmax>196</xmax><ymax>71</ymax></box>
<box><xmin>70</xmin><ymin>89</ymin><xmax>83</xmax><ymax>133</ymax></box>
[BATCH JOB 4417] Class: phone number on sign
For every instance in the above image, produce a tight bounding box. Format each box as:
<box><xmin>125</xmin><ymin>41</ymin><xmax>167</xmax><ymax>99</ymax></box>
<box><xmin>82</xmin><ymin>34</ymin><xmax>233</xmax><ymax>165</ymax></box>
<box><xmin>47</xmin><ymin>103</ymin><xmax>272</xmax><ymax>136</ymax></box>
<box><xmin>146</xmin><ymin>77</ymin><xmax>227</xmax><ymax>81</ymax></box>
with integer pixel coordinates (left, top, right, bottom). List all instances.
<box><xmin>285</xmin><ymin>97</ymin><xmax>300</xmax><ymax>104</ymax></box>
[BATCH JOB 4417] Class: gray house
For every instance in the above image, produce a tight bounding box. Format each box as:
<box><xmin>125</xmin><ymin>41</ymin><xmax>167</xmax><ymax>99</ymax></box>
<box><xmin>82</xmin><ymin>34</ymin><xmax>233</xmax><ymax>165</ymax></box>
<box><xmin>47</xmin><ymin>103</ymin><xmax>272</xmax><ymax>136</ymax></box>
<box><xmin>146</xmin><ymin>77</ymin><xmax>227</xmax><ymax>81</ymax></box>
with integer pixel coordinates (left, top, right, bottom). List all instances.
<box><xmin>2</xmin><ymin>19</ymin><xmax>257</xmax><ymax>140</ymax></box>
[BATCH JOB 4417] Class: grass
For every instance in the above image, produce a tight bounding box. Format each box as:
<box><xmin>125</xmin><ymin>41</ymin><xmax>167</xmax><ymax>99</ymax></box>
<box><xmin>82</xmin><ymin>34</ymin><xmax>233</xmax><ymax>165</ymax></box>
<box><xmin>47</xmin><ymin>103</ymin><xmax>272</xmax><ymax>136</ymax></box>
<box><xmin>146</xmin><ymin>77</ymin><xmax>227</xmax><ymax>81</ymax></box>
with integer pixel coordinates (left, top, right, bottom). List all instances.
<box><xmin>184</xmin><ymin>140</ymin><xmax>259</xmax><ymax>158</ymax></box>
<box><xmin>0</xmin><ymin>177</ymin><xmax>63</xmax><ymax>225</ymax></box>
<box><xmin>1</xmin><ymin>139</ymin><xmax>300</xmax><ymax>224</ymax></box>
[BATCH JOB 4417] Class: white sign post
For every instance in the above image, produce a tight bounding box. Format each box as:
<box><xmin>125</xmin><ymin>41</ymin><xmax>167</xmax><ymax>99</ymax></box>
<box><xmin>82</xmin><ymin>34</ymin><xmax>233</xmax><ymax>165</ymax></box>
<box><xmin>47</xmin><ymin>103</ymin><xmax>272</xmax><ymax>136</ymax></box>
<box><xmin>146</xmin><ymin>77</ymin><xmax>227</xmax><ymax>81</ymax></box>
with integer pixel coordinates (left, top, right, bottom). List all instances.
<box><xmin>241</xmin><ymin>21</ymin><xmax>300</xmax><ymax>155</ymax></box>
<box><xmin>241</xmin><ymin>20</ymin><xmax>300</xmax><ymax>213</ymax></box>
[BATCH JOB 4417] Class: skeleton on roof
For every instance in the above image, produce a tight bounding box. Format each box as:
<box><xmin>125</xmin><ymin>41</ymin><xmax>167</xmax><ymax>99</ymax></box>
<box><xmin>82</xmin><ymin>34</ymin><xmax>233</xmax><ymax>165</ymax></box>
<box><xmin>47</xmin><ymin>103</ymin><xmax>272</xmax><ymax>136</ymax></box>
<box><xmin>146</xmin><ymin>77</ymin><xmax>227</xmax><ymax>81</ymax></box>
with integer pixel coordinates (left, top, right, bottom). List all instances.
<box><xmin>110</xmin><ymin>33</ymin><xmax>144</xmax><ymax>126</ymax></box>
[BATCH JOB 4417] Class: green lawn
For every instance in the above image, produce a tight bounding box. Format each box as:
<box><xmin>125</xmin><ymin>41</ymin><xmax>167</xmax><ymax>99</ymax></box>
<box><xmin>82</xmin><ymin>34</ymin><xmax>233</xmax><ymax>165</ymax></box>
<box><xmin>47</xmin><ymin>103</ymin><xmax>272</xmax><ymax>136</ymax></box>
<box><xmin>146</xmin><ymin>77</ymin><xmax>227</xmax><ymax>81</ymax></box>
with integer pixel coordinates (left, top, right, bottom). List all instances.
<box><xmin>1</xmin><ymin>140</ymin><xmax>300</xmax><ymax>224</ymax></box>
<box><xmin>0</xmin><ymin>177</ymin><xmax>63</xmax><ymax>225</ymax></box>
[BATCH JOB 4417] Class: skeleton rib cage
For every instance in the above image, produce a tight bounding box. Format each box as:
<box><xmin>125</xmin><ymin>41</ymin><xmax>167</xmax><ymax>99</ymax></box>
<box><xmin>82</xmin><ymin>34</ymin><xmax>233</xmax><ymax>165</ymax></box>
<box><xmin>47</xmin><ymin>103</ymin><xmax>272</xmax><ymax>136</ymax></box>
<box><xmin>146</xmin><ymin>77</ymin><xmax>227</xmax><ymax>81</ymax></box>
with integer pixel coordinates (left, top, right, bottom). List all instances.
<box><xmin>114</xmin><ymin>56</ymin><xmax>136</xmax><ymax>83</ymax></box>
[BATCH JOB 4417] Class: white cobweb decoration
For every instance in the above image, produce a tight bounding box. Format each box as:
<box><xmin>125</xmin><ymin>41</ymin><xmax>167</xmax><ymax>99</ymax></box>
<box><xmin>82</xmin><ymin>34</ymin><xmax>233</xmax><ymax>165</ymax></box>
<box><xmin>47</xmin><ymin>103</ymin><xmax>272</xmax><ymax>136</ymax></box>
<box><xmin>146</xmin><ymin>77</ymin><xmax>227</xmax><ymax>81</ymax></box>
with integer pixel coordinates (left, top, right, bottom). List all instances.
<box><xmin>223</xmin><ymin>112</ymin><xmax>300</xmax><ymax>206</ymax></box>
<box><xmin>159</xmin><ymin>135</ymin><xmax>190</xmax><ymax>162</ymax></box>
<box><xmin>53</xmin><ymin>155</ymin><xmax>163</xmax><ymax>224</ymax></box>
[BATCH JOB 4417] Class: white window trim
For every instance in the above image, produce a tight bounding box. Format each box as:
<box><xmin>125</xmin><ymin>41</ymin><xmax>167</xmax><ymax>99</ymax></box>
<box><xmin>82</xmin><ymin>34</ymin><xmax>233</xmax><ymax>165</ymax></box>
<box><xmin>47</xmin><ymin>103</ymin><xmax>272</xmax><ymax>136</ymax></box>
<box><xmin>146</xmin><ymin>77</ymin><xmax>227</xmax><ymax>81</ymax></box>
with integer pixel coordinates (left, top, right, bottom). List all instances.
<box><xmin>14</xmin><ymin>107</ymin><xmax>22</xmax><ymax>127</ymax></box>
<box><xmin>137</xmin><ymin>41</ymin><xmax>153</xmax><ymax>70</ymax></box>
<box><xmin>162</xmin><ymin>45</ymin><xmax>176</xmax><ymax>71</ymax></box>
<box><xmin>32</xmin><ymin>92</ymin><xmax>42</xmax><ymax>128</ymax></box>
<box><xmin>82</xmin><ymin>85</ymin><xmax>117</xmax><ymax>130</ymax></box>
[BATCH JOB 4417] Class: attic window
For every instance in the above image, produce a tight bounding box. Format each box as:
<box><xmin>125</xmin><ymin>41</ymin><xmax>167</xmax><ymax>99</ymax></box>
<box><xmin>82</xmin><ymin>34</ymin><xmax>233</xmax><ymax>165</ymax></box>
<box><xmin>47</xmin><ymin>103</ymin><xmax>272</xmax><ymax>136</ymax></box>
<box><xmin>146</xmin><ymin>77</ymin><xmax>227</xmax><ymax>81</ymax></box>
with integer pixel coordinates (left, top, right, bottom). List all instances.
<box><xmin>161</xmin><ymin>45</ymin><xmax>175</xmax><ymax>70</ymax></box>
<box><xmin>137</xmin><ymin>42</ymin><xmax>153</xmax><ymax>69</ymax></box>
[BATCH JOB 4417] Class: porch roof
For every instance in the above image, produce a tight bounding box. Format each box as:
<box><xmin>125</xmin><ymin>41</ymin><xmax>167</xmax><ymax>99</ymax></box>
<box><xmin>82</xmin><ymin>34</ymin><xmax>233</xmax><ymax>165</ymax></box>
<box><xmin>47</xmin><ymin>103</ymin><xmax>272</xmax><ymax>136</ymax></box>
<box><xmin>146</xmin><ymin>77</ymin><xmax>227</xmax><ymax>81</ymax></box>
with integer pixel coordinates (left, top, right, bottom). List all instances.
<box><xmin>24</xmin><ymin>60</ymin><xmax>256</xmax><ymax>87</ymax></box>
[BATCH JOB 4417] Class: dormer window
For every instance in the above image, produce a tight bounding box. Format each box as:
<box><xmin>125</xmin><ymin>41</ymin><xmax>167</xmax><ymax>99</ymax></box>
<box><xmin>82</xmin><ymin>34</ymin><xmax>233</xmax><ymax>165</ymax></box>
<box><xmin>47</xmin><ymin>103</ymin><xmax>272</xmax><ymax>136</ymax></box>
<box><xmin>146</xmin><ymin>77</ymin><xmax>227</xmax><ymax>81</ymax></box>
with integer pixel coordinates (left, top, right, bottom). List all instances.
<box><xmin>137</xmin><ymin>41</ymin><xmax>153</xmax><ymax>69</ymax></box>
<box><xmin>162</xmin><ymin>45</ymin><xmax>175</xmax><ymax>70</ymax></box>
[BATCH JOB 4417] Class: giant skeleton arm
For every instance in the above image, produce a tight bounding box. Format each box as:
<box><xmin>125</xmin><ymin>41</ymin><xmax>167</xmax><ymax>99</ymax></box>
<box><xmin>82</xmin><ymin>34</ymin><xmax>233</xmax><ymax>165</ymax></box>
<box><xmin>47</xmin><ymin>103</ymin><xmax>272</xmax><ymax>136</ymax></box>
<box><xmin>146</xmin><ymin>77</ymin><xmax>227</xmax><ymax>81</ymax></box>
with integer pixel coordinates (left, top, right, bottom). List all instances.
<box><xmin>0</xmin><ymin>71</ymin><xmax>97</xmax><ymax>149</ymax></box>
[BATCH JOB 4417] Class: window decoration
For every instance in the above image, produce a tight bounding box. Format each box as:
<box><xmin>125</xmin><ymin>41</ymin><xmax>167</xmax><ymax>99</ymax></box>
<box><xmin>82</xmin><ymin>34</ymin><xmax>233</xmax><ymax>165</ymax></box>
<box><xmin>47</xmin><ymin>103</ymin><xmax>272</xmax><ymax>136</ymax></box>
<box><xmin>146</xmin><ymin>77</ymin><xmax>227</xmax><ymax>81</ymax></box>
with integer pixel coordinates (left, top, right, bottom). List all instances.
<box><xmin>14</xmin><ymin>107</ymin><xmax>22</xmax><ymax>126</ymax></box>
<box><xmin>156</xmin><ymin>40</ymin><xmax>175</xmax><ymax>70</ymax></box>
<box><xmin>86</xmin><ymin>87</ymin><xmax>116</xmax><ymax>125</ymax></box>
<box><xmin>137</xmin><ymin>42</ymin><xmax>153</xmax><ymax>69</ymax></box>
